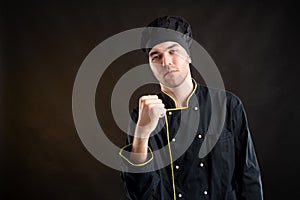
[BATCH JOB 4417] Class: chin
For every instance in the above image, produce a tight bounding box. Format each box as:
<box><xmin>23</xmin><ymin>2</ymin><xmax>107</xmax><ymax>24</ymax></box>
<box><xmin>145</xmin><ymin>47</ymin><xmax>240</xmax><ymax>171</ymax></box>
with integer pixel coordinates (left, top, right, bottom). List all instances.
<box><xmin>162</xmin><ymin>80</ymin><xmax>183</xmax><ymax>89</ymax></box>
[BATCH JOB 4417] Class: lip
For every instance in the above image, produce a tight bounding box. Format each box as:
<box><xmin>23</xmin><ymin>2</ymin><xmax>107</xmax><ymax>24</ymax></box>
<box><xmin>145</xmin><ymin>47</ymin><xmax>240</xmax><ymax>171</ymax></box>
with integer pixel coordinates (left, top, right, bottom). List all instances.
<box><xmin>164</xmin><ymin>70</ymin><xmax>178</xmax><ymax>77</ymax></box>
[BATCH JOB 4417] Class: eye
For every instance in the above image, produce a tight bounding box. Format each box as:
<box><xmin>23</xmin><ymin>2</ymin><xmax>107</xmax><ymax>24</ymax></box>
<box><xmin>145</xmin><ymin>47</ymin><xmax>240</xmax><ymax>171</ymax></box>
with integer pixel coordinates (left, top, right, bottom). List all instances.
<box><xmin>151</xmin><ymin>55</ymin><xmax>160</xmax><ymax>62</ymax></box>
<box><xmin>169</xmin><ymin>49</ymin><xmax>177</xmax><ymax>54</ymax></box>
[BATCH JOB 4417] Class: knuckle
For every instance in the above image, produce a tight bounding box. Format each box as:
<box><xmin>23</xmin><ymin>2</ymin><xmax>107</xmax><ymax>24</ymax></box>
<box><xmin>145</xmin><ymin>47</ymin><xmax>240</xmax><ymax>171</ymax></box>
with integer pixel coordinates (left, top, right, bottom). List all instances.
<box><xmin>139</xmin><ymin>96</ymin><xmax>146</xmax><ymax>101</ymax></box>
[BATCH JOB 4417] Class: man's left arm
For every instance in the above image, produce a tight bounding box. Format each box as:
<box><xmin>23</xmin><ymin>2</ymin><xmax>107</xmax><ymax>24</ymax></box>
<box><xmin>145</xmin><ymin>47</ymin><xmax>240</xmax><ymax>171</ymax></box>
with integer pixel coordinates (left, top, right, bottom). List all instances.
<box><xmin>232</xmin><ymin>97</ymin><xmax>264</xmax><ymax>200</ymax></box>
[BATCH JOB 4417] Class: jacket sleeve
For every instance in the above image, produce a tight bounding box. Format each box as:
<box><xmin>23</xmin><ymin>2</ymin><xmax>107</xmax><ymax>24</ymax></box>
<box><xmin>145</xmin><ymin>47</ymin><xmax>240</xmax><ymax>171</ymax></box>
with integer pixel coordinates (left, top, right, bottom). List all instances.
<box><xmin>119</xmin><ymin>109</ymin><xmax>159</xmax><ymax>200</ymax></box>
<box><xmin>232</xmin><ymin>97</ymin><xmax>264</xmax><ymax>200</ymax></box>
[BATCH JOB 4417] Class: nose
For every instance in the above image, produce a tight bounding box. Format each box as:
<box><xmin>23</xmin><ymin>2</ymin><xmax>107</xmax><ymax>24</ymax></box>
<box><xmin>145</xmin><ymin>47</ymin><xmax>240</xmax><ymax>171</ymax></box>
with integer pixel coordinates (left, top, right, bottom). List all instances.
<box><xmin>162</xmin><ymin>52</ymin><xmax>172</xmax><ymax>66</ymax></box>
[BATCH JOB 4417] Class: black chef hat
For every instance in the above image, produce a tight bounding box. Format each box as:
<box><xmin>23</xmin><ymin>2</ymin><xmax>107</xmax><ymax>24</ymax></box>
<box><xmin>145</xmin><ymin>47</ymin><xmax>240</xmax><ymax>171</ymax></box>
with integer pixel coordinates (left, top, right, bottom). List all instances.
<box><xmin>141</xmin><ymin>15</ymin><xmax>192</xmax><ymax>57</ymax></box>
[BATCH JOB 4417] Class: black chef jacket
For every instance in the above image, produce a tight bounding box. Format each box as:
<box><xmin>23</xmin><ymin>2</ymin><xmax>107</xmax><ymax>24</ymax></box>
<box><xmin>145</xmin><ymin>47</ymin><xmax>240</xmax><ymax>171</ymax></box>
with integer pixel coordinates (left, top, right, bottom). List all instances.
<box><xmin>120</xmin><ymin>81</ymin><xmax>263</xmax><ymax>200</ymax></box>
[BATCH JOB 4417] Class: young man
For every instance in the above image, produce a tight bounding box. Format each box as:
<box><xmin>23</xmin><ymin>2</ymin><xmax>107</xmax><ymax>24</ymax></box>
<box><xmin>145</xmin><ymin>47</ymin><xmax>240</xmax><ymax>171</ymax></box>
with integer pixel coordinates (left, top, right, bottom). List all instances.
<box><xmin>120</xmin><ymin>16</ymin><xmax>263</xmax><ymax>200</ymax></box>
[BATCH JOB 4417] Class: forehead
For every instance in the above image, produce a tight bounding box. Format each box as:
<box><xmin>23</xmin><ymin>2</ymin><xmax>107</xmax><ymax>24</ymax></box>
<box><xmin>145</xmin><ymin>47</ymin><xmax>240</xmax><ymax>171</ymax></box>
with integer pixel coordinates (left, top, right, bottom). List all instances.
<box><xmin>149</xmin><ymin>41</ymin><xmax>183</xmax><ymax>54</ymax></box>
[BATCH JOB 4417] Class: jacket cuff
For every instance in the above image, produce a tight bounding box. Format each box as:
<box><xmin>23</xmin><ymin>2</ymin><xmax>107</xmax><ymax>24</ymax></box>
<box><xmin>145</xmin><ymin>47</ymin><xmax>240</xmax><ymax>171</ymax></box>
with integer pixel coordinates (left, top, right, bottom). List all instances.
<box><xmin>119</xmin><ymin>143</ymin><xmax>154</xmax><ymax>166</ymax></box>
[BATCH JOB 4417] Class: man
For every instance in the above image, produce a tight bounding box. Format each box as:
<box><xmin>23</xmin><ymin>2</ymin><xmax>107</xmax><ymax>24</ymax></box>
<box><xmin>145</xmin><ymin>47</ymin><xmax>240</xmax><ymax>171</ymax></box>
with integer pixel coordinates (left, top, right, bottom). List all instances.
<box><xmin>120</xmin><ymin>15</ymin><xmax>263</xmax><ymax>200</ymax></box>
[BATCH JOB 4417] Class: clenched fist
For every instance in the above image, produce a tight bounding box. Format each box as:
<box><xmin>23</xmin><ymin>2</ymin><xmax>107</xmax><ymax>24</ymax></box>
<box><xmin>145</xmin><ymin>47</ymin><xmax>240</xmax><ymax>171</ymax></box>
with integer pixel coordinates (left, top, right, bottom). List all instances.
<box><xmin>135</xmin><ymin>95</ymin><xmax>166</xmax><ymax>139</ymax></box>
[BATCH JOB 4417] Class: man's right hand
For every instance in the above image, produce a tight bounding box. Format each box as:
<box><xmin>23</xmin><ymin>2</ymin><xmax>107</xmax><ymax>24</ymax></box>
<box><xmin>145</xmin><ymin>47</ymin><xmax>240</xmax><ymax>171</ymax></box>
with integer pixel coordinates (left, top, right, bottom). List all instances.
<box><xmin>135</xmin><ymin>95</ymin><xmax>166</xmax><ymax>139</ymax></box>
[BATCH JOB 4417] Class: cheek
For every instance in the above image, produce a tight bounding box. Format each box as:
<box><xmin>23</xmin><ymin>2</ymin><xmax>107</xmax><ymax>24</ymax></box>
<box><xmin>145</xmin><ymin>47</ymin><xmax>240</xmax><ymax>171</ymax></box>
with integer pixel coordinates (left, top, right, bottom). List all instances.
<box><xmin>150</xmin><ymin>66</ymin><xmax>162</xmax><ymax>76</ymax></box>
<box><xmin>174</xmin><ymin>55</ymin><xmax>188</xmax><ymax>65</ymax></box>
<box><xmin>177</xmin><ymin>59</ymin><xmax>188</xmax><ymax>69</ymax></box>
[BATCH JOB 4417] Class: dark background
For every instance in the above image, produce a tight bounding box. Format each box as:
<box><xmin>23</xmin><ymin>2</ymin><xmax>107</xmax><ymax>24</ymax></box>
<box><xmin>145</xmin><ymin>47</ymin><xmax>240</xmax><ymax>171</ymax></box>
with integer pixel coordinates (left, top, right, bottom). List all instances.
<box><xmin>1</xmin><ymin>0</ymin><xmax>299</xmax><ymax>199</ymax></box>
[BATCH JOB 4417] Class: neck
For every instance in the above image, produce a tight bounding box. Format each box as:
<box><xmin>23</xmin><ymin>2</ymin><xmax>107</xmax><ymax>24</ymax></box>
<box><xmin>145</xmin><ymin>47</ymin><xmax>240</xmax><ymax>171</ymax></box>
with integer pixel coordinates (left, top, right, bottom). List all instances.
<box><xmin>161</xmin><ymin>76</ymin><xmax>194</xmax><ymax>108</ymax></box>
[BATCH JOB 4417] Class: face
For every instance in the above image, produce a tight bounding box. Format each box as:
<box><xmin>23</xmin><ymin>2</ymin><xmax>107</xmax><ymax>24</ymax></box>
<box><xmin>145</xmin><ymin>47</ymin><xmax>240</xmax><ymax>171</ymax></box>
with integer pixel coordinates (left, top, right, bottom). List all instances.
<box><xmin>148</xmin><ymin>41</ymin><xmax>191</xmax><ymax>88</ymax></box>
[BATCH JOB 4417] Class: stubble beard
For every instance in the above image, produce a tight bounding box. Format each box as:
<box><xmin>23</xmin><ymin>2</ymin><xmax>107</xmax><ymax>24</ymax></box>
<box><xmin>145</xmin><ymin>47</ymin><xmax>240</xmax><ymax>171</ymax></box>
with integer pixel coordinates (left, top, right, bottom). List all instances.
<box><xmin>159</xmin><ymin>70</ymin><xmax>189</xmax><ymax>89</ymax></box>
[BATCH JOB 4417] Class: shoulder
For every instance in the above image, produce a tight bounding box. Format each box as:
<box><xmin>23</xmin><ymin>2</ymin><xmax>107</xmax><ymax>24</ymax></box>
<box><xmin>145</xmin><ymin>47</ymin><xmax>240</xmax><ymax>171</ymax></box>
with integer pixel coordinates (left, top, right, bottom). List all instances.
<box><xmin>196</xmin><ymin>83</ymin><xmax>243</xmax><ymax>110</ymax></box>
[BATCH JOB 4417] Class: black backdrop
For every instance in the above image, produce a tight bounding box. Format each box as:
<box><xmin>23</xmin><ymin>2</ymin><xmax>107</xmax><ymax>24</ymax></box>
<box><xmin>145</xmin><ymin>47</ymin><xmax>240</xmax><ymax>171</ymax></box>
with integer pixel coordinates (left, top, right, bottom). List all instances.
<box><xmin>1</xmin><ymin>0</ymin><xmax>299</xmax><ymax>199</ymax></box>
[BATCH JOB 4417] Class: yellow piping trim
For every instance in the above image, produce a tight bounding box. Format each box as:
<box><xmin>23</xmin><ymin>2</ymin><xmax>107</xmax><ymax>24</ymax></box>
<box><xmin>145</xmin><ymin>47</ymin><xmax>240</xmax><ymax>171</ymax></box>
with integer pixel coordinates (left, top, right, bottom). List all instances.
<box><xmin>162</xmin><ymin>90</ymin><xmax>178</xmax><ymax>108</ymax></box>
<box><xmin>161</xmin><ymin>79</ymin><xmax>198</xmax><ymax>199</ymax></box>
<box><xmin>119</xmin><ymin>143</ymin><xmax>154</xmax><ymax>167</ymax></box>
<box><xmin>162</xmin><ymin>78</ymin><xmax>198</xmax><ymax>110</ymax></box>
<box><xmin>164</xmin><ymin>114</ymin><xmax>177</xmax><ymax>200</ymax></box>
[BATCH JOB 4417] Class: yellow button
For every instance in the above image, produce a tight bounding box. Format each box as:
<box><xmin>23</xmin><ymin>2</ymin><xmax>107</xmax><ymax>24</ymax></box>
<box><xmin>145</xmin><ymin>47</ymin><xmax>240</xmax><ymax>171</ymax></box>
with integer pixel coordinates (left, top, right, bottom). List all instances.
<box><xmin>168</xmin><ymin>111</ymin><xmax>172</xmax><ymax>115</ymax></box>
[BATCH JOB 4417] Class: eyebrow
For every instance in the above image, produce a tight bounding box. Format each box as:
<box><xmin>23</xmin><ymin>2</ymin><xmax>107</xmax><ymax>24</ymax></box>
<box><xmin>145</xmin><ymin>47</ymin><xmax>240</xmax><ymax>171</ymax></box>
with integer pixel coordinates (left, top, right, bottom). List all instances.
<box><xmin>149</xmin><ymin>44</ymin><xmax>179</xmax><ymax>57</ymax></box>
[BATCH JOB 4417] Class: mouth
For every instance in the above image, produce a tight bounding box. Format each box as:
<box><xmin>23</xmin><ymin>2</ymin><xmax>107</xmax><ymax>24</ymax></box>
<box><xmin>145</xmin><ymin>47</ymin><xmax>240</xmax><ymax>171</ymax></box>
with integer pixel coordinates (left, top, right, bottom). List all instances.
<box><xmin>164</xmin><ymin>70</ymin><xmax>178</xmax><ymax>77</ymax></box>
